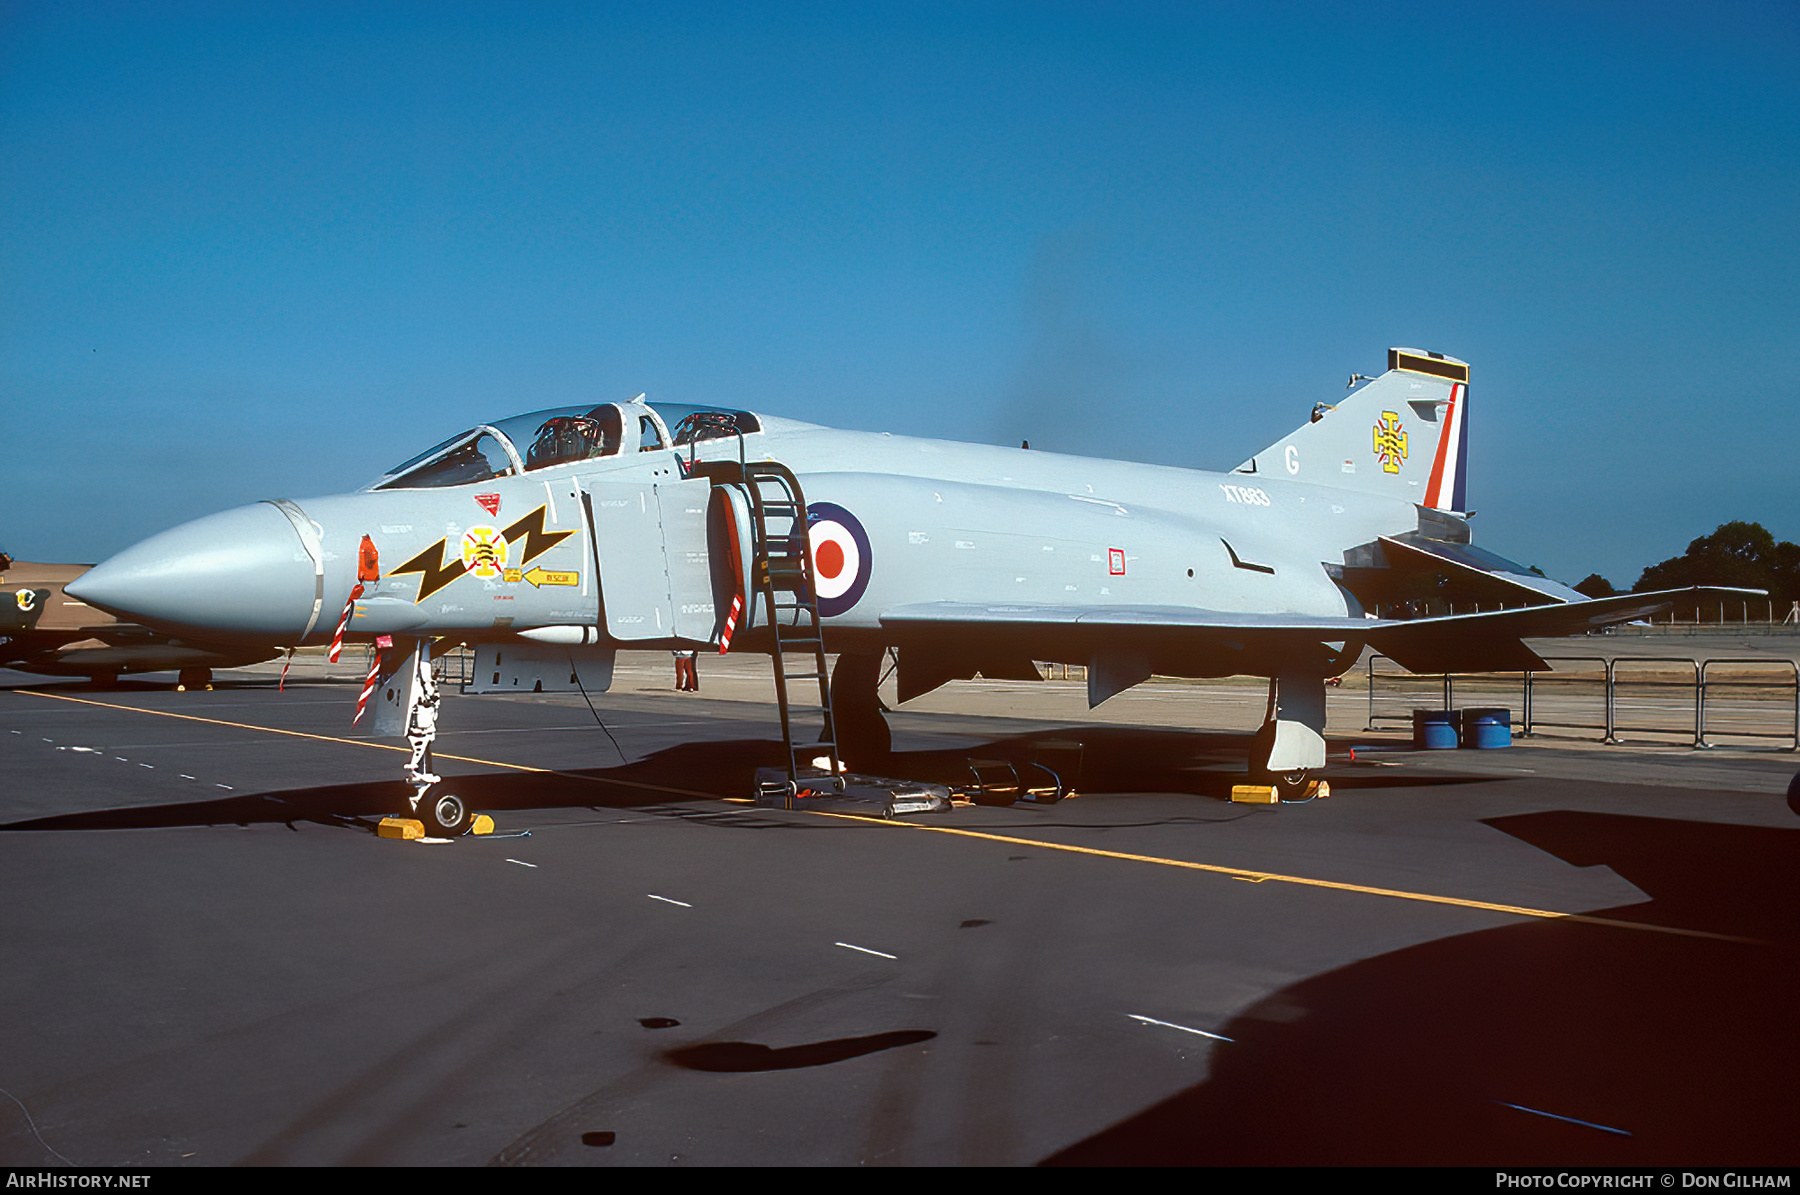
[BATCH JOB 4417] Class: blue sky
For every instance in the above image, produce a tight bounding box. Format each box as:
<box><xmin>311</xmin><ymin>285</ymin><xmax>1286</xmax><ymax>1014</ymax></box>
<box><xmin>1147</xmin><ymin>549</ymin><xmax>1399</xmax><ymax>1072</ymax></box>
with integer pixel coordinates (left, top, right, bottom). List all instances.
<box><xmin>4</xmin><ymin>1</ymin><xmax>1796</xmax><ymax>587</ymax></box>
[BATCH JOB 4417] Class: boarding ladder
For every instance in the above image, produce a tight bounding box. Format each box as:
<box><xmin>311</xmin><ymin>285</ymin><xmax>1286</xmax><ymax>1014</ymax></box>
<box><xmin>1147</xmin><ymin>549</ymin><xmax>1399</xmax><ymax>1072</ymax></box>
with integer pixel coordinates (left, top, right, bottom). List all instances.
<box><xmin>681</xmin><ymin>418</ymin><xmax>842</xmax><ymax>796</ymax></box>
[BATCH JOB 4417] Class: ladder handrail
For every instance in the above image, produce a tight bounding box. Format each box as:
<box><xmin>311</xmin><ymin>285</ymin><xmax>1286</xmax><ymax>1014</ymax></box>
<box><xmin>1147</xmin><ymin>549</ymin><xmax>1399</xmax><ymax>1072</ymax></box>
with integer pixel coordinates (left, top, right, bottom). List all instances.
<box><xmin>710</xmin><ymin>460</ymin><xmax>844</xmax><ymax>790</ymax></box>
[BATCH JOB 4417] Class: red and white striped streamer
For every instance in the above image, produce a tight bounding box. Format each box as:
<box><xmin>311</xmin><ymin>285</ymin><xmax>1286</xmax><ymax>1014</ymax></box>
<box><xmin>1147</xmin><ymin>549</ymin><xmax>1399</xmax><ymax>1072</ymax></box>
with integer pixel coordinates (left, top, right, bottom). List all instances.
<box><xmin>351</xmin><ymin>650</ymin><xmax>383</xmax><ymax>725</ymax></box>
<box><xmin>718</xmin><ymin>592</ymin><xmax>742</xmax><ymax>655</ymax></box>
<box><xmin>327</xmin><ymin>583</ymin><xmax>366</xmax><ymax>663</ymax></box>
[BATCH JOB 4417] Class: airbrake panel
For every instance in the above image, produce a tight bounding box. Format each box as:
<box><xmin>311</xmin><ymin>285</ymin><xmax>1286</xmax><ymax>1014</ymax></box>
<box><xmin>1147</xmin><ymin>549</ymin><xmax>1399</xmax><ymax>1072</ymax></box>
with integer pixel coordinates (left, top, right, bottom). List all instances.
<box><xmin>583</xmin><ymin>478</ymin><xmax>717</xmax><ymax>643</ymax></box>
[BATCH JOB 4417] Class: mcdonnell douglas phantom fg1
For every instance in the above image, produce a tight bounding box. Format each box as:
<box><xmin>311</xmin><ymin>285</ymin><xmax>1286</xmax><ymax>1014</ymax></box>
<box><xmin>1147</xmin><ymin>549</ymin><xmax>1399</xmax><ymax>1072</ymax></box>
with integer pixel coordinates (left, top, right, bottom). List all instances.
<box><xmin>1</xmin><ymin>552</ymin><xmax>276</xmax><ymax>687</ymax></box>
<box><xmin>68</xmin><ymin>348</ymin><xmax>1741</xmax><ymax>833</ymax></box>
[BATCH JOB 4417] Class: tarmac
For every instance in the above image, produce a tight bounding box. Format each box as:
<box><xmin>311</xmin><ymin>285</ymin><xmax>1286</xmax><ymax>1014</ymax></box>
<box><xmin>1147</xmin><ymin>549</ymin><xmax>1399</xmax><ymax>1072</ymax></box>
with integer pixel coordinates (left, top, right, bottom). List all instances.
<box><xmin>2</xmin><ymin>637</ymin><xmax>1798</xmax><ymax>1167</ymax></box>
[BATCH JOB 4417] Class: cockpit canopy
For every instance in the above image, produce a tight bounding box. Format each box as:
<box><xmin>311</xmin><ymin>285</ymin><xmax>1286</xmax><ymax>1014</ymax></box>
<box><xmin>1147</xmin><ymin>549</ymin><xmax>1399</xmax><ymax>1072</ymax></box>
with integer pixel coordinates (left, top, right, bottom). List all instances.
<box><xmin>370</xmin><ymin>401</ymin><xmax>761</xmax><ymax>490</ymax></box>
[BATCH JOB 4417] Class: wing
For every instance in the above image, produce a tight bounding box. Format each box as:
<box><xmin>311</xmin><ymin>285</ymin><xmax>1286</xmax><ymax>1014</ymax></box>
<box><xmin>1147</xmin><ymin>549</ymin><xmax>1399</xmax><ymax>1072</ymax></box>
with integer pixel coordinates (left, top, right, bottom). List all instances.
<box><xmin>878</xmin><ymin>586</ymin><xmax>1762</xmax><ymax>693</ymax></box>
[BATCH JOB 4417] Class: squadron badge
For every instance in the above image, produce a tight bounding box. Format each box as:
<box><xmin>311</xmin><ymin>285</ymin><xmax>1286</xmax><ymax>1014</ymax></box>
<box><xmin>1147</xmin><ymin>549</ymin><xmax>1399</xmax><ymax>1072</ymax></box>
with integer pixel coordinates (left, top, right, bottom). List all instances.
<box><xmin>1373</xmin><ymin>411</ymin><xmax>1409</xmax><ymax>474</ymax></box>
<box><xmin>460</xmin><ymin>526</ymin><xmax>509</xmax><ymax>578</ymax></box>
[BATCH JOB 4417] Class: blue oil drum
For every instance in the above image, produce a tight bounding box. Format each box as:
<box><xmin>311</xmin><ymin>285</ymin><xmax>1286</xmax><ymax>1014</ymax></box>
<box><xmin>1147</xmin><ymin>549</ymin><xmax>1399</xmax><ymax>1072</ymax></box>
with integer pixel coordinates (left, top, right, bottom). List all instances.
<box><xmin>1412</xmin><ymin>708</ymin><xmax>1460</xmax><ymax>750</ymax></box>
<box><xmin>1459</xmin><ymin>707</ymin><xmax>1513</xmax><ymax>749</ymax></box>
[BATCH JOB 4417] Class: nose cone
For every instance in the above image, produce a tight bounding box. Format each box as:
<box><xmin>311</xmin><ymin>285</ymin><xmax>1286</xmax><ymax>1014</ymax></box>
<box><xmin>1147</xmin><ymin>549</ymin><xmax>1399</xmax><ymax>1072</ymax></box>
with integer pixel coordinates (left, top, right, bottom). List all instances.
<box><xmin>67</xmin><ymin>502</ymin><xmax>318</xmax><ymax>642</ymax></box>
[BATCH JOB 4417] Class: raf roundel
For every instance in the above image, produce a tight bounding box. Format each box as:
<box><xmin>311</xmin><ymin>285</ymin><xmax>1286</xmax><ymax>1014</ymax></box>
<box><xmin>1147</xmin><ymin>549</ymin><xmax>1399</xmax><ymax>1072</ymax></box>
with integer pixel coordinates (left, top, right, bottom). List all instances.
<box><xmin>806</xmin><ymin>502</ymin><xmax>872</xmax><ymax>617</ymax></box>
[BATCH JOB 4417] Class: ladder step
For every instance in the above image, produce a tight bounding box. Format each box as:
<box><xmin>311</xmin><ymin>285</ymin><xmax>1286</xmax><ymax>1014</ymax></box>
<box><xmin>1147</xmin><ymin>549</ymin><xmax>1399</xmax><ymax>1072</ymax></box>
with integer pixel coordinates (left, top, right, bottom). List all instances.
<box><xmin>744</xmin><ymin>458</ymin><xmax>841</xmax><ymax>787</ymax></box>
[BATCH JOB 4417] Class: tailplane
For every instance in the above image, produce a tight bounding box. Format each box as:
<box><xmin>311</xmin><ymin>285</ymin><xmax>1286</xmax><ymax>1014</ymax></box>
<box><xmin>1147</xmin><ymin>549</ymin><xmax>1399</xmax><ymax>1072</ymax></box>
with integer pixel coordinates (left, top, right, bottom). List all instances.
<box><xmin>1237</xmin><ymin>348</ymin><xmax>1470</xmax><ymax>512</ymax></box>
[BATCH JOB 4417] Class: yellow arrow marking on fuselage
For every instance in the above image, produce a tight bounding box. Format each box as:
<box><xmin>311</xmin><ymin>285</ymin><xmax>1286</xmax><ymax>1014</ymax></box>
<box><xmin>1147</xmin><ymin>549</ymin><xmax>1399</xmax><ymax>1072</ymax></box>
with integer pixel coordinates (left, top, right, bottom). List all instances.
<box><xmin>524</xmin><ymin>567</ymin><xmax>578</xmax><ymax>587</ymax></box>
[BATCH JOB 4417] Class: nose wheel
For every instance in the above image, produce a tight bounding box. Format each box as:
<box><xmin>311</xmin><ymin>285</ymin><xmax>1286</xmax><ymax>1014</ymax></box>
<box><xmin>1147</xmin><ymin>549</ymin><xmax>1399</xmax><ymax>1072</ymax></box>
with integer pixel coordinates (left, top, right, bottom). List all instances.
<box><xmin>417</xmin><ymin>789</ymin><xmax>473</xmax><ymax>837</ymax></box>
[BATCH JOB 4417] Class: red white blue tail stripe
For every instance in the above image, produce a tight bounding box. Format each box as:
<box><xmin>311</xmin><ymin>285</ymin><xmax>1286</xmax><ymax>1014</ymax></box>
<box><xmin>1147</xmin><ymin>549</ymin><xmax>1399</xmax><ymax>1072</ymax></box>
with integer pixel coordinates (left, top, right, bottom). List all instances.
<box><xmin>1423</xmin><ymin>382</ymin><xmax>1468</xmax><ymax>512</ymax></box>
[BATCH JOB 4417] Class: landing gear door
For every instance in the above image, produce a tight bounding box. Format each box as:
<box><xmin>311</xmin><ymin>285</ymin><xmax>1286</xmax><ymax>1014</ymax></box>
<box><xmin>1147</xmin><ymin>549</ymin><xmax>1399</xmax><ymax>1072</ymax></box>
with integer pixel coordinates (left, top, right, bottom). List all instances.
<box><xmin>655</xmin><ymin>477</ymin><xmax>717</xmax><ymax>643</ymax></box>
<box><xmin>584</xmin><ymin>482</ymin><xmax>674</xmax><ymax>641</ymax></box>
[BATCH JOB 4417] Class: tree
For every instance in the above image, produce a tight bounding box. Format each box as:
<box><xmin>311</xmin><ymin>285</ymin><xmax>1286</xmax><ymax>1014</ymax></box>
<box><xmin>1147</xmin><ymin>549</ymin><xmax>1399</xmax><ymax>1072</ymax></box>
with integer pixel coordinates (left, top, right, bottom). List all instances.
<box><xmin>1633</xmin><ymin>521</ymin><xmax>1800</xmax><ymax>617</ymax></box>
<box><xmin>1574</xmin><ymin>573</ymin><xmax>1616</xmax><ymax>598</ymax></box>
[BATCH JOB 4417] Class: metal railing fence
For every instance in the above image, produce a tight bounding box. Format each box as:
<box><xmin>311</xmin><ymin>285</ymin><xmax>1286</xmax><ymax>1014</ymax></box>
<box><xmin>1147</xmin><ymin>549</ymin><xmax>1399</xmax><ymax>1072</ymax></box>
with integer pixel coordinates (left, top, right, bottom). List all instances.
<box><xmin>1366</xmin><ymin>654</ymin><xmax>1797</xmax><ymax>751</ymax></box>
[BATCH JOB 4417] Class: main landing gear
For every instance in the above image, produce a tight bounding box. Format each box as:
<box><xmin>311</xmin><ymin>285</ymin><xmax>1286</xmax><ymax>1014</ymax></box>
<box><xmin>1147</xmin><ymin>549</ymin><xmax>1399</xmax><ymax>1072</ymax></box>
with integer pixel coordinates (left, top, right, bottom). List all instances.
<box><xmin>1248</xmin><ymin>670</ymin><xmax>1329</xmax><ymax>802</ymax></box>
<box><xmin>829</xmin><ymin>651</ymin><xmax>892</xmax><ymax>769</ymax></box>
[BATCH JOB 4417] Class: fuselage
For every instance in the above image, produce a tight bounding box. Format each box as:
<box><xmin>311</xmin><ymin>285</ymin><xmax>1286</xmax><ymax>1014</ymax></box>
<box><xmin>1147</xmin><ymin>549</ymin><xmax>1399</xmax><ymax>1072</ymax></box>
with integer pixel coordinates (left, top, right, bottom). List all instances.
<box><xmin>68</xmin><ymin>401</ymin><xmax>1422</xmax><ymax>658</ymax></box>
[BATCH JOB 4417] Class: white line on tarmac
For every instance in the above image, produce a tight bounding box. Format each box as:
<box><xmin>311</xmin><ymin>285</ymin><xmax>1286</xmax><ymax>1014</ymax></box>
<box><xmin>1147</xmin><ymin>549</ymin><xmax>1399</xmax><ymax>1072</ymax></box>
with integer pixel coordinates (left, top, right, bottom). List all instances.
<box><xmin>506</xmin><ymin>859</ymin><xmax>538</xmax><ymax>868</ymax></box>
<box><xmin>835</xmin><ymin>942</ymin><xmax>898</xmax><ymax>960</ymax></box>
<box><xmin>1128</xmin><ymin>1014</ymin><xmax>1233</xmax><ymax>1042</ymax></box>
<box><xmin>647</xmin><ymin>894</ymin><xmax>692</xmax><ymax>907</ymax></box>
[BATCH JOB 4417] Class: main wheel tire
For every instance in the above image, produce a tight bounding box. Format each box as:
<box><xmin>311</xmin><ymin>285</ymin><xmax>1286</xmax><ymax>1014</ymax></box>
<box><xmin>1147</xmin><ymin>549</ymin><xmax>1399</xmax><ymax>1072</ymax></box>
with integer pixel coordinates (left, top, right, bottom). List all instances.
<box><xmin>419</xmin><ymin>790</ymin><xmax>474</xmax><ymax>837</ymax></box>
<box><xmin>1273</xmin><ymin>770</ymin><xmax>1314</xmax><ymax>802</ymax></box>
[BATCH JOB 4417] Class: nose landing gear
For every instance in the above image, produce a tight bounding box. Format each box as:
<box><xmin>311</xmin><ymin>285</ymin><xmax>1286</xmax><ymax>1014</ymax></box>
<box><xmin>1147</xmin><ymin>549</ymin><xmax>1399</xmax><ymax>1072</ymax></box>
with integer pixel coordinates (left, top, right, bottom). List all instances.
<box><xmin>418</xmin><ymin>789</ymin><xmax>473</xmax><ymax>838</ymax></box>
<box><xmin>378</xmin><ymin>636</ymin><xmax>482</xmax><ymax>838</ymax></box>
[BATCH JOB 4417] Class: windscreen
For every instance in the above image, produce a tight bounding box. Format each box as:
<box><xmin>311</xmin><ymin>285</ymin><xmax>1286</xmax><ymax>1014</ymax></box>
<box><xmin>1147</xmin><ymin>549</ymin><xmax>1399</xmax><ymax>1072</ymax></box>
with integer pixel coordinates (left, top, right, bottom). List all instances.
<box><xmin>376</xmin><ymin>431</ymin><xmax>516</xmax><ymax>489</ymax></box>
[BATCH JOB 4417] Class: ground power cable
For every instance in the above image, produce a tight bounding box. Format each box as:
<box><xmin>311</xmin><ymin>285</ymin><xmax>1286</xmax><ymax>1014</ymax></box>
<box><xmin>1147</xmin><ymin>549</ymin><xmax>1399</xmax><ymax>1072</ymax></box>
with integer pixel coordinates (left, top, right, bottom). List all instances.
<box><xmin>570</xmin><ymin>655</ymin><xmax>628</xmax><ymax>764</ymax></box>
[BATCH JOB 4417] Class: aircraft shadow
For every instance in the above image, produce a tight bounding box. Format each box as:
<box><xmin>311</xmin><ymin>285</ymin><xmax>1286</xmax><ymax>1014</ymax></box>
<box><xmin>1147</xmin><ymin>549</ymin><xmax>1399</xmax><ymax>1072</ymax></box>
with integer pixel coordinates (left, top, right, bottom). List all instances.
<box><xmin>1042</xmin><ymin>810</ymin><xmax>1800</xmax><ymax>1166</ymax></box>
<box><xmin>0</xmin><ymin>726</ymin><xmax>1477</xmax><ymax>834</ymax></box>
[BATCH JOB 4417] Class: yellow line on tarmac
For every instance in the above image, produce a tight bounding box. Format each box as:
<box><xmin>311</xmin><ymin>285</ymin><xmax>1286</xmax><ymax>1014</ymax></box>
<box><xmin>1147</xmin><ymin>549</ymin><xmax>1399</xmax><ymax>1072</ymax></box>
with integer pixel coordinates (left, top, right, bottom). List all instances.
<box><xmin>13</xmin><ymin>689</ymin><xmax>716</xmax><ymax>801</ymax></box>
<box><xmin>801</xmin><ymin>810</ymin><xmax>1757</xmax><ymax>944</ymax></box>
<box><xmin>13</xmin><ymin>690</ymin><xmax>1761</xmax><ymax>942</ymax></box>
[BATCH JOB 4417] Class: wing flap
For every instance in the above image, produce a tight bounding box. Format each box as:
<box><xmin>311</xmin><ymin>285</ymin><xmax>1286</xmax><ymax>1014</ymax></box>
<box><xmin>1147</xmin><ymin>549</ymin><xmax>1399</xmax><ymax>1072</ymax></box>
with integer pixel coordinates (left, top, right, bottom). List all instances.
<box><xmin>1376</xmin><ymin>533</ymin><xmax>1586</xmax><ymax>605</ymax></box>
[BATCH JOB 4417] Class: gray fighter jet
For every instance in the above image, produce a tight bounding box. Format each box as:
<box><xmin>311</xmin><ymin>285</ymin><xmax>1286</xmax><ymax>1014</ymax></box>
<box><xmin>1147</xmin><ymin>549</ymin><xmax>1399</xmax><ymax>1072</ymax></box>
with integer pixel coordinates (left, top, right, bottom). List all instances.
<box><xmin>68</xmin><ymin>348</ymin><xmax>1742</xmax><ymax>832</ymax></box>
<box><xmin>1</xmin><ymin>553</ymin><xmax>274</xmax><ymax>687</ymax></box>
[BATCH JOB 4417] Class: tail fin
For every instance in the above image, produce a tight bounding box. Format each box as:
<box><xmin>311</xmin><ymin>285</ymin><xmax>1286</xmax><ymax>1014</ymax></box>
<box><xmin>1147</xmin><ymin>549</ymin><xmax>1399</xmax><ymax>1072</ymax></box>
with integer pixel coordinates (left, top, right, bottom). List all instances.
<box><xmin>1236</xmin><ymin>348</ymin><xmax>1470</xmax><ymax>512</ymax></box>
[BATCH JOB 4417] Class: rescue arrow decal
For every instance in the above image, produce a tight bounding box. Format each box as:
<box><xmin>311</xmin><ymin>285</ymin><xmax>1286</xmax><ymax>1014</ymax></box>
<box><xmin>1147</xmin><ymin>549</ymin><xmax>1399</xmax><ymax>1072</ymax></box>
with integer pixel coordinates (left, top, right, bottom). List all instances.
<box><xmin>523</xmin><ymin>567</ymin><xmax>578</xmax><ymax>587</ymax></box>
